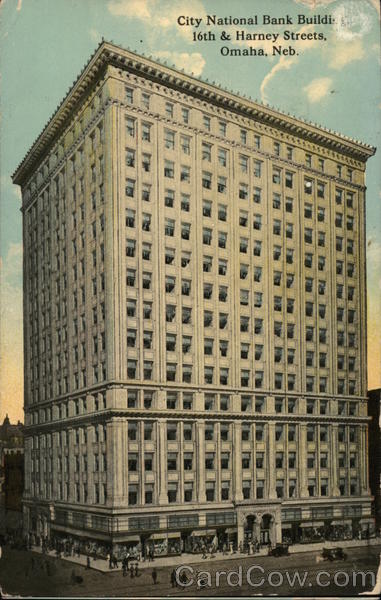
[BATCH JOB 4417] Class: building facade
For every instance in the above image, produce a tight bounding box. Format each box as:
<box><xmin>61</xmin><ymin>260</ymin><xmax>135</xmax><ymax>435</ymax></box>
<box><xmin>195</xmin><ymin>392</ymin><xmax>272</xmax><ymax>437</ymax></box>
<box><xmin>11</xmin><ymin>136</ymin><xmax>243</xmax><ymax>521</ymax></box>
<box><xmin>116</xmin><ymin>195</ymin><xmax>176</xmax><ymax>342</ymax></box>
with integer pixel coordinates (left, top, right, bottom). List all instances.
<box><xmin>13</xmin><ymin>41</ymin><xmax>376</xmax><ymax>556</ymax></box>
<box><xmin>368</xmin><ymin>389</ymin><xmax>381</xmax><ymax>531</ymax></box>
<box><xmin>0</xmin><ymin>415</ymin><xmax>24</xmax><ymax>533</ymax></box>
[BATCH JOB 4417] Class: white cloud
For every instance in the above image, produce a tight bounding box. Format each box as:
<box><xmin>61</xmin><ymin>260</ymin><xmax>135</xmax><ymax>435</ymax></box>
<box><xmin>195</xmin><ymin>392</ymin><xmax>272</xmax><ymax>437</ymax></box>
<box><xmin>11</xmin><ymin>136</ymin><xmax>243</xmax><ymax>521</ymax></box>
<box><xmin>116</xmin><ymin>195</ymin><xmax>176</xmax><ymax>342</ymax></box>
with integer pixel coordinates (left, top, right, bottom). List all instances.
<box><xmin>293</xmin><ymin>0</ymin><xmax>336</xmax><ymax>6</ymax></box>
<box><xmin>108</xmin><ymin>0</ymin><xmax>152</xmax><ymax>20</ymax></box>
<box><xmin>108</xmin><ymin>0</ymin><xmax>207</xmax><ymax>40</ymax></box>
<box><xmin>89</xmin><ymin>28</ymin><xmax>101</xmax><ymax>43</ymax></box>
<box><xmin>259</xmin><ymin>24</ymin><xmax>320</xmax><ymax>103</ymax></box>
<box><xmin>333</xmin><ymin>1</ymin><xmax>373</xmax><ymax>41</ymax></box>
<box><xmin>260</xmin><ymin>56</ymin><xmax>298</xmax><ymax>104</ymax></box>
<box><xmin>1</xmin><ymin>174</ymin><xmax>22</xmax><ymax>202</ymax></box>
<box><xmin>154</xmin><ymin>51</ymin><xmax>205</xmax><ymax>76</ymax></box>
<box><xmin>328</xmin><ymin>37</ymin><xmax>365</xmax><ymax>69</ymax></box>
<box><xmin>303</xmin><ymin>77</ymin><xmax>333</xmax><ymax>103</ymax></box>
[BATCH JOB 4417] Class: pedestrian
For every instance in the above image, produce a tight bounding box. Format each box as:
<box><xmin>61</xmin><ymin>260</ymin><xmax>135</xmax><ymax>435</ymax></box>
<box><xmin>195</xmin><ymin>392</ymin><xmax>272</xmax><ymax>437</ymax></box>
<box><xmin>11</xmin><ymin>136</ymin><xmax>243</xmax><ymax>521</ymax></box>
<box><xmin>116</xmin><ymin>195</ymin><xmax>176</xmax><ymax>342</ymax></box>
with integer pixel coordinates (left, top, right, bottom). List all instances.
<box><xmin>108</xmin><ymin>553</ymin><xmax>112</xmax><ymax>569</ymax></box>
<box><xmin>122</xmin><ymin>557</ymin><xmax>127</xmax><ymax>577</ymax></box>
<box><xmin>130</xmin><ymin>563</ymin><xmax>134</xmax><ymax>578</ymax></box>
<box><xmin>112</xmin><ymin>555</ymin><xmax>118</xmax><ymax>569</ymax></box>
<box><xmin>170</xmin><ymin>569</ymin><xmax>176</xmax><ymax>587</ymax></box>
<box><xmin>86</xmin><ymin>556</ymin><xmax>91</xmax><ymax>569</ymax></box>
<box><xmin>134</xmin><ymin>562</ymin><xmax>139</xmax><ymax>577</ymax></box>
<box><xmin>152</xmin><ymin>567</ymin><xmax>158</xmax><ymax>584</ymax></box>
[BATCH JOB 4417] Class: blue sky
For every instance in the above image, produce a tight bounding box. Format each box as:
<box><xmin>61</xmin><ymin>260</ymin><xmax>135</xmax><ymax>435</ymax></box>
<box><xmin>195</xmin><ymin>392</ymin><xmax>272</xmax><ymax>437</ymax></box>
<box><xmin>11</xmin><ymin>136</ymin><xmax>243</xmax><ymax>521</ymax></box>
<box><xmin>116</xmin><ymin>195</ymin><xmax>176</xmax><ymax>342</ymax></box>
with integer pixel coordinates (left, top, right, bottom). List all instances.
<box><xmin>0</xmin><ymin>0</ymin><xmax>380</xmax><ymax>421</ymax></box>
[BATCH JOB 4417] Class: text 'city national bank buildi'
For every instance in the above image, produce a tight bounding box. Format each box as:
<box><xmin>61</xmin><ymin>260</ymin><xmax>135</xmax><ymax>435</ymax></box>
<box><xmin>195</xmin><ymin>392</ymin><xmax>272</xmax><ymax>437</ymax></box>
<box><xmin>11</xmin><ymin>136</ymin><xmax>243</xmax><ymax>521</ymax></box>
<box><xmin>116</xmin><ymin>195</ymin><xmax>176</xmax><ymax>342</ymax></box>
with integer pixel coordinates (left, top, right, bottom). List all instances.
<box><xmin>12</xmin><ymin>41</ymin><xmax>376</xmax><ymax>557</ymax></box>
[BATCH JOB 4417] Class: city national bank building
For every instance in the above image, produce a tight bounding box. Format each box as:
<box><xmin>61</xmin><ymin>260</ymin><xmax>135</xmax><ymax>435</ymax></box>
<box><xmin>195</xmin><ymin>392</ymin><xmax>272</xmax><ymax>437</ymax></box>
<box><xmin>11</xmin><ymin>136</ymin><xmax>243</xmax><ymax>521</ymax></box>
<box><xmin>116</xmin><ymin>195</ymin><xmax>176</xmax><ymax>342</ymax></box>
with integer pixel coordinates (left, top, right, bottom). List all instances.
<box><xmin>12</xmin><ymin>41</ymin><xmax>376</xmax><ymax>557</ymax></box>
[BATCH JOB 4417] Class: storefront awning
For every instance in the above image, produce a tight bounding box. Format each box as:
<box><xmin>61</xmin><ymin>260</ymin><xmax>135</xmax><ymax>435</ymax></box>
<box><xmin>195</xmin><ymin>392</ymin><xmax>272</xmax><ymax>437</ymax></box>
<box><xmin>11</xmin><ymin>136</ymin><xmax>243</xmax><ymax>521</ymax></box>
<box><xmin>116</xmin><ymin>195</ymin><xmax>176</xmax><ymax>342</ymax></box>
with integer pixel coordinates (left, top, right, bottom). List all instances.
<box><xmin>360</xmin><ymin>518</ymin><xmax>374</xmax><ymax>524</ymax></box>
<box><xmin>190</xmin><ymin>529</ymin><xmax>216</xmax><ymax>537</ymax></box>
<box><xmin>225</xmin><ymin>527</ymin><xmax>237</xmax><ymax>534</ymax></box>
<box><xmin>300</xmin><ymin>521</ymin><xmax>325</xmax><ymax>528</ymax></box>
<box><xmin>149</xmin><ymin>533</ymin><xmax>167</xmax><ymax>540</ymax></box>
<box><xmin>124</xmin><ymin>535</ymin><xmax>141</xmax><ymax>543</ymax></box>
<box><xmin>281</xmin><ymin>523</ymin><xmax>292</xmax><ymax>529</ymax></box>
<box><xmin>331</xmin><ymin>520</ymin><xmax>352</xmax><ymax>526</ymax></box>
<box><xmin>167</xmin><ymin>532</ymin><xmax>181</xmax><ymax>539</ymax></box>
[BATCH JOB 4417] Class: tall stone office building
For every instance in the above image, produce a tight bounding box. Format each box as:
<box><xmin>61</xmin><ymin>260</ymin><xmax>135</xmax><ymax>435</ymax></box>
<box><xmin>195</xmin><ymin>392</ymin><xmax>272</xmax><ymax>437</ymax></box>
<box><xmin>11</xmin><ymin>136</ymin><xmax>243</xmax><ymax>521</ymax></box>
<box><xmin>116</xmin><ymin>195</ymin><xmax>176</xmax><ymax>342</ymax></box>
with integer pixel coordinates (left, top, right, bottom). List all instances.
<box><xmin>13</xmin><ymin>42</ymin><xmax>376</xmax><ymax>555</ymax></box>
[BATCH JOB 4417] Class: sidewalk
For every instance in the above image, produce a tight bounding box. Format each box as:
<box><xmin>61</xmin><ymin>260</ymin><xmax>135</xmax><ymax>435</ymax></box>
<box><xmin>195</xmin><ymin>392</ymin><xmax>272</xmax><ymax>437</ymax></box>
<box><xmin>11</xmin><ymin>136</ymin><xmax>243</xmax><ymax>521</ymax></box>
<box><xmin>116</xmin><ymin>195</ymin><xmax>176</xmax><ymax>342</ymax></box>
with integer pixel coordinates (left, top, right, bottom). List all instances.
<box><xmin>31</xmin><ymin>538</ymin><xmax>381</xmax><ymax>573</ymax></box>
<box><xmin>30</xmin><ymin>545</ymin><xmax>267</xmax><ymax>572</ymax></box>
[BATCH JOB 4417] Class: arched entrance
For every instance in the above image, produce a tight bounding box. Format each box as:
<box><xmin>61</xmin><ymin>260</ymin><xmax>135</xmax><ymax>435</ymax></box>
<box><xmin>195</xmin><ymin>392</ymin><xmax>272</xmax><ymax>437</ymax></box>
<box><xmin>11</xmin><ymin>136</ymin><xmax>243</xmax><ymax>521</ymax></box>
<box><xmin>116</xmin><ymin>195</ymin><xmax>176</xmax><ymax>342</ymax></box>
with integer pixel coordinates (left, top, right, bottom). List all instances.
<box><xmin>260</xmin><ymin>514</ymin><xmax>273</xmax><ymax>545</ymax></box>
<box><xmin>243</xmin><ymin>514</ymin><xmax>260</xmax><ymax>544</ymax></box>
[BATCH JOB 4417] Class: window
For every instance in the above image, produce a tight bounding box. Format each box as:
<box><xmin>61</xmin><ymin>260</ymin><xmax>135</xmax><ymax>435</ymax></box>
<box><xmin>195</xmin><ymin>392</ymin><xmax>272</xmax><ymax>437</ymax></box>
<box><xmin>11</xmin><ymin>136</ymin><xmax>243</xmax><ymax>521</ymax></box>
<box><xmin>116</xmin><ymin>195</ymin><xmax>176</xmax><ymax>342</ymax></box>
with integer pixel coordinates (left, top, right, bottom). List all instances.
<box><xmin>142</xmin><ymin>184</ymin><xmax>150</xmax><ymax>202</ymax></box>
<box><xmin>219</xmin><ymin>121</ymin><xmax>227</xmax><ymax>136</ymax></box>
<box><xmin>218</xmin><ymin>148</ymin><xmax>227</xmax><ymax>166</ymax></box>
<box><xmin>253</xmin><ymin>187</ymin><xmax>261</xmax><ymax>203</ymax></box>
<box><xmin>165</xmin><ymin>218</ymin><xmax>175</xmax><ymax>236</ymax></box>
<box><xmin>125</xmin><ymin>179</ymin><xmax>135</xmax><ymax>197</ymax></box>
<box><xmin>125</xmin><ymin>87</ymin><xmax>134</xmax><ymax>103</ymax></box>
<box><xmin>126</xmin><ymin>269</ymin><xmax>136</xmax><ymax>286</ymax></box>
<box><xmin>142</xmin><ymin>122</ymin><xmax>151</xmax><ymax>141</ymax></box>
<box><xmin>181</xmin><ymin>222</ymin><xmax>191</xmax><ymax>240</ymax></box>
<box><xmin>253</xmin><ymin>240</ymin><xmax>262</xmax><ymax>256</ymax></box>
<box><xmin>253</xmin><ymin>160</ymin><xmax>262</xmax><ymax>178</ymax></box>
<box><xmin>181</xmin><ymin>107</ymin><xmax>189</xmax><ymax>123</ymax></box>
<box><xmin>164</xmin><ymin>160</ymin><xmax>174</xmax><ymax>178</ymax></box>
<box><xmin>218</xmin><ymin>232</ymin><xmax>227</xmax><ymax>249</ymax></box>
<box><xmin>317</xmin><ymin>181</ymin><xmax>325</xmax><ymax>198</ymax></box>
<box><xmin>126</xmin><ymin>148</ymin><xmax>135</xmax><ymax>167</ymax></box>
<box><xmin>285</xmin><ymin>171</ymin><xmax>293</xmax><ymax>188</ymax></box>
<box><xmin>239</xmin><ymin>184</ymin><xmax>248</xmax><ymax>200</ymax></box>
<box><xmin>304</xmin><ymin>178</ymin><xmax>313</xmax><ymax>194</ymax></box>
<box><xmin>202</xmin><ymin>171</ymin><xmax>212</xmax><ymax>189</ymax></box>
<box><xmin>273</xmin><ymin>168</ymin><xmax>281</xmax><ymax>184</ymax></box>
<box><xmin>143</xmin><ymin>331</ymin><xmax>152</xmax><ymax>349</ymax></box>
<box><xmin>181</xmin><ymin>135</ymin><xmax>190</xmax><ymax>154</ymax></box>
<box><xmin>202</xmin><ymin>142</ymin><xmax>211</xmax><ymax>161</ymax></box>
<box><xmin>305</xmin><ymin>228</ymin><xmax>313</xmax><ymax>244</ymax></box>
<box><xmin>182</xmin><ymin>307</ymin><xmax>191</xmax><ymax>324</ymax></box>
<box><xmin>254</xmin><ymin>319</ymin><xmax>263</xmax><ymax>334</ymax></box>
<box><xmin>304</xmin><ymin>203</ymin><xmax>312</xmax><ymax>219</ymax></box>
<box><xmin>141</xmin><ymin>92</ymin><xmax>150</xmax><ymax>108</ymax></box>
<box><xmin>142</xmin><ymin>213</ymin><xmax>151</xmax><ymax>231</ymax></box>
<box><xmin>270</xmin><ymin>193</ymin><xmax>281</xmax><ymax>212</ymax></box>
<box><xmin>180</xmin><ymin>165</ymin><xmax>190</xmax><ymax>182</ymax></box>
<box><xmin>126</xmin><ymin>117</ymin><xmax>135</xmax><ymax>137</ymax></box>
<box><xmin>203</xmin><ymin>115</ymin><xmax>211</xmax><ymax>130</ymax></box>
<box><xmin>306</xmin><ymin>376</ymin><xmax>314</xmax><ymax>392</ymax></box>
<box><xmin>285</xmin><ymin>197</ymin><xmax>293</xmax><ymax>213</ymax></box>
<box><xmin>165</xmin><ymin>102</ymin><xmax>174</xmax><ymax>117</ymax></box>
<box><xmin>220</xmin><ymin>339</ymin><xmax>228</xmax><ymax>356</ymax></box>
<box><xmin>239</xmin><ymin>154</ymin><xmax>248</xmax><ymax>173</ymax></box>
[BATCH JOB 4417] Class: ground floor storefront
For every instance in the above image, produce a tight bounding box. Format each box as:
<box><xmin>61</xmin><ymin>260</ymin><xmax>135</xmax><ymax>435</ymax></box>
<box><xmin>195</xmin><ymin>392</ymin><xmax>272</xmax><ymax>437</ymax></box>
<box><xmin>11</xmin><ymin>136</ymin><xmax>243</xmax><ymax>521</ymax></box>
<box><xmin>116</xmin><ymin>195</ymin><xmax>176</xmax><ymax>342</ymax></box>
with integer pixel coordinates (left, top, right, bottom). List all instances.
<box><xmin>22</xmin><ymin>499</ymin><xmax>376</xmax><ymax>560</ymax></box>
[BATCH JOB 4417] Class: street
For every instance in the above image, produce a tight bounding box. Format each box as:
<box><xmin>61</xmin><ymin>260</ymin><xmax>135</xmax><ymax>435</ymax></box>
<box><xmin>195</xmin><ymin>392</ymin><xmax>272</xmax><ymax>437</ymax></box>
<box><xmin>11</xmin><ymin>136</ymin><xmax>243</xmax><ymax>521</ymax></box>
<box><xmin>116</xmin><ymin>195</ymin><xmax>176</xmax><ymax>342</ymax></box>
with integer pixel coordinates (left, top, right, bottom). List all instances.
<box><xmin>0</xmin><ymin>544</ymin><xmax>379</xmax><ymax>597</ymax></box>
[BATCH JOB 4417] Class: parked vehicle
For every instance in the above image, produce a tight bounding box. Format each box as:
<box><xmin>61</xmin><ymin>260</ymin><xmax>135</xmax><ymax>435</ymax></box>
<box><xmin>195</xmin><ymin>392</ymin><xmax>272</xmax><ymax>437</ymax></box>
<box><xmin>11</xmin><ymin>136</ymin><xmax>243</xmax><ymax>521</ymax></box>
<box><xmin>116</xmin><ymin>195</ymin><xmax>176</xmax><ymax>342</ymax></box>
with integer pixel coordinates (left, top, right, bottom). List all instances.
<box><xmin>322</xmin><ymin>547</ymin><xmax>347</xmax><ymax>561</ymax></box>
<box><xmin>269</xmin><ymin>543</ymin><xmax>290</xmax><ymax>557</ymax></box>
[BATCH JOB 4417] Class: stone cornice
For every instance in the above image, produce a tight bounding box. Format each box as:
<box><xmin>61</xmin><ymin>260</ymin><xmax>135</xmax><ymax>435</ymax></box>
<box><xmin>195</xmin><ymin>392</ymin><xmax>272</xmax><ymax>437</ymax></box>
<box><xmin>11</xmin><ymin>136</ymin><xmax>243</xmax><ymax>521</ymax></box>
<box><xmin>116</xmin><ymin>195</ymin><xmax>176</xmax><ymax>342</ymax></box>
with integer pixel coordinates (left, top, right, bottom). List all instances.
<box><xmin>23</xmin><ymin>408</ymin><xmax>371</xmax><ymax>435</ymax></box>
<box><xmin>12</xmin><ymin>41</ymin><xmax>376</xmax><ymax>186</ymax></box>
